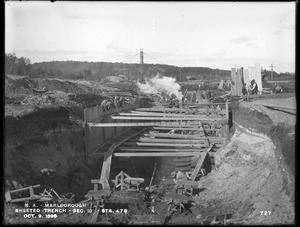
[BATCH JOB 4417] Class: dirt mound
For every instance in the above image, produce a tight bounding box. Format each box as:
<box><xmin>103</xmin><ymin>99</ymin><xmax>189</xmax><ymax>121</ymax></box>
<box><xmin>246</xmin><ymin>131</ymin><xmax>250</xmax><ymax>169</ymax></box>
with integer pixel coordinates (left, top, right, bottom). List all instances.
<box><xmin>5</xmin><ymin>75</ymin><xmax>37</xmax><ymax>102</ymax></box>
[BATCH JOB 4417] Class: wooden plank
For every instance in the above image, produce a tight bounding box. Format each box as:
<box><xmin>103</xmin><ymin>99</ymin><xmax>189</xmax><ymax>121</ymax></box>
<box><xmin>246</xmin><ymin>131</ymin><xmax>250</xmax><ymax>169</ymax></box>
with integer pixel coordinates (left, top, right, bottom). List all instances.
<box><xmin>88</xmin><ymin>120</ymin><xmax>228</xmax><ymax>127</ymax></box>
<box><xmin>122</xmin><ymin>142</ymin><xmax>205</xmax><ymax>147</ymax></box>
<box><xmin>117</xmin><ymin>147</ymin><xmax>205</xmax><ymax>152</ymax></box>
<box><xmin>113</xmin><ymin>152</ymin><xmax>201</xmax><ymax>157</ymax></box>
<box><xmin>137</xmin><ymin>138</ymin><xmax>207</xmax><ymax>144</ymax></box>
<box><xmin>144</xmin><ymin>133</ymin><xmax>223</xmax><ymax>141</ymax></box>
<box><xmin>153</xmin><ymin>127</ymin><xmax>203</xmax><ymax>131</ymax></box>
<box><xmin>129</xmin><ymin>110</ymin><xmax>221</xmax><ymax>114</ymax></box>
<box><xmin>190</xmin><ymin>145</ymin><xmax>213</xmax><ymax>180</ymax></box>
<box><xmin>111</xmin><ymin>116</ymin><xmax>225</xmax><ymax>121</ymax></box>
<box><xmin>112</xmin><ymin>116</ymin><xmax>225</xmax><ymax>121</ymax></box>
<box><xmin>136</xmin><ymin>108</ymin><xmax>189</xmax><ymax>112</ymax></box>
<box><xmin>183</xmin><ymin>102</ymin><xmax>227</xmax><ymax>106</ymax></box>
<box><xmin>91</xmin><ymin>200</ymin><xmax>100</xmax><ymax>223</ymax></box>
<box><xmin>118</xmin><ymin>112</ymin><xmax>216</xmax><ymax>117</ymax></box>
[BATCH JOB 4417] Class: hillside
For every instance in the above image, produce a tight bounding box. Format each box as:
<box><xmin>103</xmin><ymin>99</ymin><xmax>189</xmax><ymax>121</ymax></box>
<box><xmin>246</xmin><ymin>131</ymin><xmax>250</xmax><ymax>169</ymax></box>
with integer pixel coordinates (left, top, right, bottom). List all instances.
<box><xmin>29</xmin><ymin>61</ymin><xmax>232</xmax><ymax>81</ymax></box>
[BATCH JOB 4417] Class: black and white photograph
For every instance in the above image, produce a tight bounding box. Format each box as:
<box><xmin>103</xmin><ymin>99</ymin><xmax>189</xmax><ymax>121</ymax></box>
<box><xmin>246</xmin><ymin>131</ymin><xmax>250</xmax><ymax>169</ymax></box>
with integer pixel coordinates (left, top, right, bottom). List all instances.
<box><xmin>4</xmin><ymin>1</ymin><xmax>295</xmax><ymax>225</ymax></box>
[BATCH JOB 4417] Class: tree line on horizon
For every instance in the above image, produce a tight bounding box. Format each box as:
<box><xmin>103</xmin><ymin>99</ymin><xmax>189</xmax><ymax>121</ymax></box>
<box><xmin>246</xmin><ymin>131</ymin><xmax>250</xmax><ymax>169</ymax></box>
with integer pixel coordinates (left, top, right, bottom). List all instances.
<box><xmin>5</xmin><ymin>53</ymin><xmax>294</xmax><ymax>82</ymax></box>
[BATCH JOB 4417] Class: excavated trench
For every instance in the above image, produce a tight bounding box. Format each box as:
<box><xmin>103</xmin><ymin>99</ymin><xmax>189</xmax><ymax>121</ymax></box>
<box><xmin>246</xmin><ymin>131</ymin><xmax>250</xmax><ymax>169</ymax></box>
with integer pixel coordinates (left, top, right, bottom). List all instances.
<box><xmin>4</xmin><ymin>98</ymin><xmax>295</xmax><ymax>225</ymax></box>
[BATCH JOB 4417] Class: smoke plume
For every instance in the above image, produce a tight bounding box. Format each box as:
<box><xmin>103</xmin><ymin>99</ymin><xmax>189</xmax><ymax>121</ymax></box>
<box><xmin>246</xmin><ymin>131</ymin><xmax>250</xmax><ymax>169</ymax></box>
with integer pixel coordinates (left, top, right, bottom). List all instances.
<box><xmin>137</xmin><ymin>75</ymin><xmax>183</xmax><ymax>99</ymax></box>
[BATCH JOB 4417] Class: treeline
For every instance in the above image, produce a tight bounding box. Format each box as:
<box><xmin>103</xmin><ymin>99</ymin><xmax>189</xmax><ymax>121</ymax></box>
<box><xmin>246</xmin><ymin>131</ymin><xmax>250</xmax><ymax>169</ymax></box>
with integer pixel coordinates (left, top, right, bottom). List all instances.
<box><xmin>28</xmin><ymin>61</ymin><xmax>232</xmax><ymax>81</ymax></box>
<box><xmin>5</xmin><ymin>53</ymin><xmax>294</xmax><ymax>82</ymax></box>
<box><xmin>5</xmin><ymin>53</ymin><xmax>32</xmax><ymax>76</ymax></box>
<box><xmin>261</xmin><ymin>69</ymin><xmax>295</xmax><ymax>81</ymax></box>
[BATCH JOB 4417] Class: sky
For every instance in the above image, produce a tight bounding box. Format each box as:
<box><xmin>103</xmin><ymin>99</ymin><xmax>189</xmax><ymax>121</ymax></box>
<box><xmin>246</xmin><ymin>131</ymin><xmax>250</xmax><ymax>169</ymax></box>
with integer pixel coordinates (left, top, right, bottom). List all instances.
<box><xmin>5</xmin><ymin>1</ymin><xmax>296</xmax><ymax>73</ymax></box>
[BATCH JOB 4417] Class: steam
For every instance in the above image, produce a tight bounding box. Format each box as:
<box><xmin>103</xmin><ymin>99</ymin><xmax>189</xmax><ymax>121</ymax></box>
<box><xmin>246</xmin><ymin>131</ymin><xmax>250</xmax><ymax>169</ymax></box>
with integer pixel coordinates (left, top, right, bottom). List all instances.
<box><xmin>137</xmin><ymin>75</ymin><xmax>183</xmax><ymax>100</ymax></box>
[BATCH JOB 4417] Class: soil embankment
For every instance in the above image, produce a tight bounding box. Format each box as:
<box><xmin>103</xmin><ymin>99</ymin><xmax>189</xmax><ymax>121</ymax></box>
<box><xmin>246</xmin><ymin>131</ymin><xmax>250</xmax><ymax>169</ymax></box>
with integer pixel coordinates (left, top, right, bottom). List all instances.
<box><xmin>231</xmin><ymin>97</ymin><xmax>295</xmax><ymax>201</ymax></box>
<box><xmin>5</xmin><ymin>106</ymin><xmax>96</xmax><ymax>201</ymax></box>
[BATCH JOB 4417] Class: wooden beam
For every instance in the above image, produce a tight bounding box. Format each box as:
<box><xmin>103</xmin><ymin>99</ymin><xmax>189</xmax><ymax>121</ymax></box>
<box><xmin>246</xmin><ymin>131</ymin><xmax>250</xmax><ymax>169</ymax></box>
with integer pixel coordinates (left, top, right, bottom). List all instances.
<box><xmin>183</xmin><ymin>102</ymin><xmax>227</xmax><ymax>106</ymax></box>
<box><xmin>190</xmin><ymin>145</ymin><xmax>213</xmax><ymax>180</ymax></box>
<box><xmin>117</xmin><ymin>147</ymin><xmax>205</xmax><ymax>152</ymax></box>
<box><xmin>136</xmin><ymin>108</ymin><xmax>187</xmax><ymax>112</ymax></box>
<box><xmin>88</xmin><ymin>120</ymin><xmax>228</xmax><ymax>127</ymax></box>
<box><xmin>144</xmin><ymin>133</ymin><xmax>224</xmax><ymax>141</ymax></box>
<box><xmin>118</xmin><ymin>112</ymin><xmax>217</xmax><ymax>117</ymax></box>
<box><xmin>122</xmin><ymin>142</ymin><xmax>206</xmax><ymax>147</ymax></box>
<box><xmin>136</xmin><ymin>138</ymin><xmax>207</xmax><ymax>144</ymax></box>
<box><xmin>152</xmin><ymin>127</ymin><xmax>203</xmax><ymax>131</ymax></box>
<box><xmin>111</xmin><ymin>116</ymin><xmax>224</xmax><ymax>121</ymax></box>
<box><xmin>113</xmin><ymin>152</ymin><xmax>202</xmax><ymax>157</ymax></box>
<box><xmin>130</xmin><ymin>110</ymin><xmax>221</xmax><ymax>114</ymax></box>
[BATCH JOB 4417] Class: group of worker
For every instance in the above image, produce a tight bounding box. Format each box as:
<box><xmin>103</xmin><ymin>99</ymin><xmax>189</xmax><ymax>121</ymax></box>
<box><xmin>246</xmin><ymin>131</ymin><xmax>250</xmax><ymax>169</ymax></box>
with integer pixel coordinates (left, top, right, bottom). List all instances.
<box><xmin>242</xmin><ymin>79</ymin><xmax>259</xmax><ymax>96</ymax></box>
<box><xmin>100</xmin><ymin>95</ymin><xmax>135</xmax><ymax>111</ymax></box>
<box><xmin>242</xmin><ymin>79</ymin><xmax>283</xmax><ymax>95</ymax></box>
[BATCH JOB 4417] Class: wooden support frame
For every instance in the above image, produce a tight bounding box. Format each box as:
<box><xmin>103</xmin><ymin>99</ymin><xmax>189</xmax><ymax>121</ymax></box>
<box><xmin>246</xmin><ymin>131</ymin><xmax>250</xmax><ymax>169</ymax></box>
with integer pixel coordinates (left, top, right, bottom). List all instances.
<box><xmin>131</xmin><ymin>138</ymin><xmax>207</xmax><ymax>144</ymax></box>
<box><xmin>122</xmin><ymin>142</ymin><xmax>206</xmax><ymax>147</ymax></box>
<box><xmin>117</xmin><ymin>147</ymin><xmax>206</xmax><ymax>152</ymax></box>
<box><xmin>111</xmin><ymin>116</ymin><xmax>225</xmax><ymax>121</ymax></box>
<box><xmin>118</xmin><ymin>112</ymin><xmax>221</xmax><ymax>117</ymax></box>
<box><xmin>88</xmin><ymin>120</ymin><xmax>228</xmax><ymax>127</ymax></box>
<box><xmin>144</xmin><ymin>133</ymin><xmax>224</xmax><ymax>141</ymax></box>
<box><xmin>152</xmin><ymin>127</ymin><xmax>204</xmax><ymax>131</ymax></box>
<box><xmin>113</xmin><ymin>152</ymin><xmax>203</xmax><ymax>157</ymax></box>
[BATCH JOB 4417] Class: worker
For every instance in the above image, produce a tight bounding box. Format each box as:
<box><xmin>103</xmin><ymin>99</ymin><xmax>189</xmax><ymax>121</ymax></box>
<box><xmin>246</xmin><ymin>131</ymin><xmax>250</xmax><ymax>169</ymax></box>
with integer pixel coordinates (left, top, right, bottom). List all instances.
<box><xmin>105</xmin><ymin>99</ymin><xmax>113</xmax><ymax>110</ymax></box>
<box><xmin>242</xmin><ymin>83</ymin><xmax>248</xmax><ymax>95</ymax></box>
<box><xmin>274</xmin><ymin>86</ymin><xmax>283</xmax><ymax>94</ymax></box>
<box><xmin>250</xmin><ymin>79</ymin><xmax>258</xmax><ymax>95</ymax></box>
<box><xmin>248</xmin><ymin>84</ymin><xmax>253</xmax><ymax>95</ymax></box>
<box><xmin>114</xmin><ymin>95</ymin><xmax>120</xmax><ymax>108</ymax></box>
<box><xmin>101</xmin><ymin>99</ymin><xmax>107</xmax><ymax>111</ymax></box>
<box><xmin>119</xmin><ymin>96</ymin><xmax>125</xmax><ymax>108</ymax></box>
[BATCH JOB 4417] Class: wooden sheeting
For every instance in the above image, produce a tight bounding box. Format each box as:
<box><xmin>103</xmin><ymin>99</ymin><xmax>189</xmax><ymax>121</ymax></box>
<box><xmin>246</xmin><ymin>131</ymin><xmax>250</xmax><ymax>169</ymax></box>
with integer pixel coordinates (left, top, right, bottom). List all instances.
<box><xmin>88</xmin><ymin>120</ymin><xmax>227</xmax><ymax>127</ymax></box>
<box><xmin>152</xmin><ymin>127</ymin><xmax>203</xmax><ymax>131</ymax></box>
<box><xmin>113</xmin><ymin>152</ymin><xmax>202</xmax><ymax>157</ymax></box>
<box><xmin>122</xmin><ymin>142</ymin><xmax>206</xmax><ymax>147</ymax></box>
<box><xmin>118</xmin><ymin>112</ymin><xmax>219</xmax><ymax>117</ymax></box>
<box><xmin>144</xmin><ymin>133</ymin><xmax>217</xmax><ymax>140</ymax></box>
<box><xmin>117</xmin><ymin>147</ymin><xmax>207</xmax><ymax>152</ymax></box>
<box><xmin>175</xmin><ymin>165</ymin><xmax>192</xmax><ymax>172</ymax></box>
<box><xmin>99</xmin><ymin>127</ymin><xmax>148</xmax><ymax>190</ymax></box>
<box><xmin>111</xmin><ymin>116</ymin><xmax>225</xmax><ymax>121</ymax></box>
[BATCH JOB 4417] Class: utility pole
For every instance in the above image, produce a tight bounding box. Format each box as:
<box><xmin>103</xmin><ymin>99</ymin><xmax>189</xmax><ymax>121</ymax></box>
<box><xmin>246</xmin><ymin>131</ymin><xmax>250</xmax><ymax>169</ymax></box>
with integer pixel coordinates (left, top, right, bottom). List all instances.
<box><xmin>268</xmin><ymin>64</ymin><xmax>275</xmax><ymax>81</ymax></box>
<box><xmin>140</xmin><ymin>49</ymin><xmax>144</xmax><ymax>80</ymax></box>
